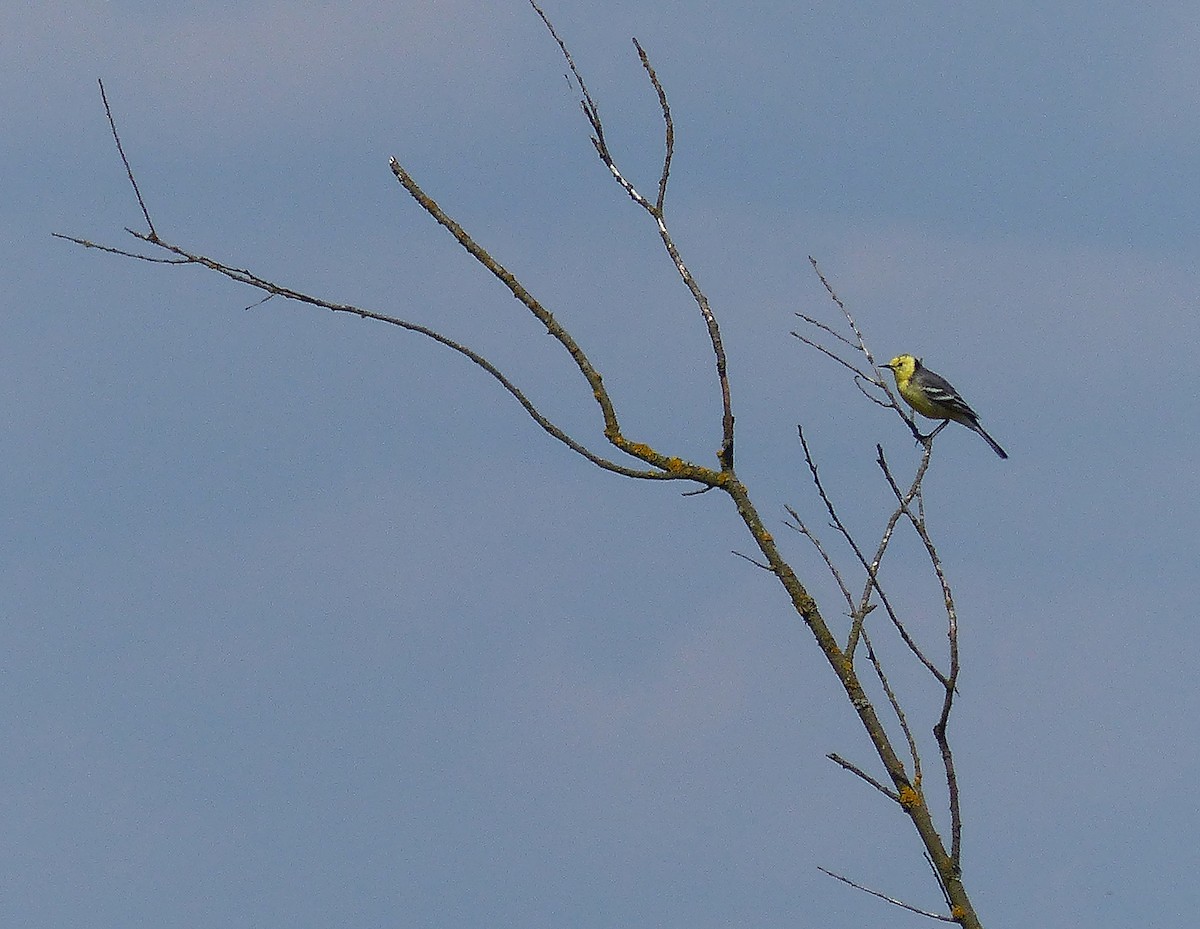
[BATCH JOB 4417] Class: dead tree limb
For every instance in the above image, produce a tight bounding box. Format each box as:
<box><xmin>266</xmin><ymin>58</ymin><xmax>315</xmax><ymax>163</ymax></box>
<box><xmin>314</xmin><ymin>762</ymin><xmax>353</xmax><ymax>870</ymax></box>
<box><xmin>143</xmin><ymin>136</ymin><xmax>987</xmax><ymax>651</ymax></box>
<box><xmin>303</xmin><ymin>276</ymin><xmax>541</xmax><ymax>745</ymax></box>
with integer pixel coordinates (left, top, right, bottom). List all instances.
<box><xmin>60</xmin><ymin>6</ymin><xmax>990</xmax><ymax>925</ymax></box>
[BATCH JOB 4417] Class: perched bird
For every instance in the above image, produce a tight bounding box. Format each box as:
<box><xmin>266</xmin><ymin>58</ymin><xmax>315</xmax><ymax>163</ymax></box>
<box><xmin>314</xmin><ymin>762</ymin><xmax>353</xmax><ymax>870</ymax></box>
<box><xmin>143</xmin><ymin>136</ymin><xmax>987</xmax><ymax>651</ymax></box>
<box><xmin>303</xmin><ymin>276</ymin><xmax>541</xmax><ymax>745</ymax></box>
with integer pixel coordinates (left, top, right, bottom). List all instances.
<box><xmin>883</xmin><ymin>354</ymin><xmax>1007</xmax><ymax>459</ymax></box>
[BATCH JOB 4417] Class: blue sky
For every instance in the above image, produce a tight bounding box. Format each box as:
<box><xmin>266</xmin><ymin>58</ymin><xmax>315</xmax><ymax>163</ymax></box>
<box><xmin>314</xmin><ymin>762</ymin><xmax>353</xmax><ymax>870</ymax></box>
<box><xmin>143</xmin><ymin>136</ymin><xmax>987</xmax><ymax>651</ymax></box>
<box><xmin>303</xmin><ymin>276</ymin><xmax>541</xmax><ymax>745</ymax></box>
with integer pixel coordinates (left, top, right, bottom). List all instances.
<box><xmin>6</xmin><ymin>2</ymin><xmax>1200</xmax><ymax>927</ymax></box>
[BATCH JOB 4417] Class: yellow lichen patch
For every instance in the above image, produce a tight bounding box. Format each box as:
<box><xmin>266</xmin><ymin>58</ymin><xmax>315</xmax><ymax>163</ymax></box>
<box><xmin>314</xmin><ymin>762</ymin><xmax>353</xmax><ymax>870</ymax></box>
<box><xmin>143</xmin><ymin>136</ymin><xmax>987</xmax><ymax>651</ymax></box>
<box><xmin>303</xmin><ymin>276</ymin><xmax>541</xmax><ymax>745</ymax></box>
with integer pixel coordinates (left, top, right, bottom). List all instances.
<box><xmin>950</xmin><ymin>903</ymin><xmax>968</xmax><ymax>920</ymax></box>
<box><xmin>897</xmin><ymin>785</ymin><xmax>921</xmax><ymax>809</ymax></box>
<box><xmin>623</xmin><ymin>442</ymin><xmax>657</xmax><ymax>459</ymax></box>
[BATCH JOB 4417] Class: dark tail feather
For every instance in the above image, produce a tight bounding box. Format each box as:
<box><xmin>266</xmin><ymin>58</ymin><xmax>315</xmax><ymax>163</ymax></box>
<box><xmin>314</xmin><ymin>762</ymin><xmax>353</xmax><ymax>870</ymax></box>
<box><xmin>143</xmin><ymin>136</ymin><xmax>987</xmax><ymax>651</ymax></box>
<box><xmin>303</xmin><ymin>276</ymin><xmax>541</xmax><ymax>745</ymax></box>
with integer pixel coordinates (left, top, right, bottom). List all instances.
<box><xmin>971</xmin><ymin>422</ymin><xmax>1008</xmax><ymax>459</ymax></box>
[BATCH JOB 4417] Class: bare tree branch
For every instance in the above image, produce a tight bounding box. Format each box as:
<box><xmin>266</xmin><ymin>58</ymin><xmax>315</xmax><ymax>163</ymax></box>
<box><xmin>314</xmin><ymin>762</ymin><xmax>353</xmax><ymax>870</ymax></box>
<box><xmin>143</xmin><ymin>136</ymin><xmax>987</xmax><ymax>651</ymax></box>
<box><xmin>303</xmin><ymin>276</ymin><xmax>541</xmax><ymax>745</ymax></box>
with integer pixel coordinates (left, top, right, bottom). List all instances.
<box><xmin>530</xmin><ymin>0</ymin><xmax>735</xmax><ymax>470</ymax></box>
<box><xmin>800</xmin><ymin>255</ymin><xmax>940</xmax><ymax>446</ymax></box>
<box><xmin>51</xmin><ymin>231</ymin><xmax>185</xmax><ymax>263</ymax></box>
<box><xmin>817</xmin><ymin>867</ymin><xmax>957</xmax><ymax>922</ymax></box>
<box><xmin>97</xmin><ymin>78</ymin><xmax>156</xmax><ymax>239</ymax></box>
<box><xmin>791</xmin><ymin>329</ymin><xmax>874</xmax><ymax>381</ymax></box>
<box><xmin>793</xmin><ymin>249</ymin><xmax>982</xmax><ymax>906</ymax></box>
<box><xmin>806</xmin><ymin>256</ymin><xmax>878</xmax><ymax>371</ymax></box>
<box><xmin>793</xmin><ymin>427</ymin><xmax>946</xmax><ymax>683</ymax></box>
<box><xmin>825</xmin><ymin>753</ymin><xmax>899</xmax><ymax>803</ymax></box>
<box><xmin>877</xmin><ymin>445</ymin><xmax>965</xmax><ymax>869</ymax></box>
<box><xmin>633</xmin><ymin>37</ymin><xmax>673</xmax><ymax>213</ymax></box>
<box><xmin>63</xmin><ymin>94</ymin><xmax>699</xmax><ymax>484</ymax></box>
<box><xmin>784</xmin><ymin>504</ymin><xmax>854</xmax><ymax>611</ymax></box>
<box><xmin>89</xmin><ymin>227</ymin><xmax>693</xmax><ymax>481</ymax></box>
<box><xmin>794</xmin><ymin>311</ymin><xmax>858</xmax><ymax>351</ymax></box>
<box><xmin>731</xmin><ymin>550</ymin><xmax>774</xmax><ymax>571</ymax></box>
<box><xmin>860</xmin><ymin>625</ymin><xmax>922</xmax><ymax>787</ymax></box>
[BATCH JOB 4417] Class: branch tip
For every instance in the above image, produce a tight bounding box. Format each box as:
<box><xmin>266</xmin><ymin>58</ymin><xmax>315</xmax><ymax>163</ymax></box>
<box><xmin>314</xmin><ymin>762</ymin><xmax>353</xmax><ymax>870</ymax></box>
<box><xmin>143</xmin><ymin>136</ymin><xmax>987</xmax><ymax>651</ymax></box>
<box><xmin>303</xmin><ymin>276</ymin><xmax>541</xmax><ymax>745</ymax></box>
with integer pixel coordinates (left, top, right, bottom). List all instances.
<box><xmin>97</xmin><ymin>78</ymin><xmax>156</xmax><ymax>239</ymax></box>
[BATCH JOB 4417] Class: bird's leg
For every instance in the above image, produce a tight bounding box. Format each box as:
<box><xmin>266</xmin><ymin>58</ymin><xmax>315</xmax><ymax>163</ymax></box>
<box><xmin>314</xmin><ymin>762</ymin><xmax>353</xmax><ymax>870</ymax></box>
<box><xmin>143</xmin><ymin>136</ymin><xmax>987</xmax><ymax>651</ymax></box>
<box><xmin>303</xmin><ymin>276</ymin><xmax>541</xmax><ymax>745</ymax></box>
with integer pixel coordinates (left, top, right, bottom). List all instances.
<box><xmin>917</xmin><ymin>421</ymin><xmax>950</xmax><ymax>442</ymax></box>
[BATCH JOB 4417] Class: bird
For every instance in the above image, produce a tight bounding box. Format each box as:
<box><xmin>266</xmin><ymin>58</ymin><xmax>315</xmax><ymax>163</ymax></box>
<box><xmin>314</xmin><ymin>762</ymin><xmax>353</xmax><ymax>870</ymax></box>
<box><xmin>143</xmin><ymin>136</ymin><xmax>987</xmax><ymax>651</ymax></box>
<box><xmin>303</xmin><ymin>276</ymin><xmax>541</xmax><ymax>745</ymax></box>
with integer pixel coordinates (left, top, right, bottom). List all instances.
<box><xmin>883</xmin><ymin>354</ymin><xmax>1007</xmax><ymax>459</ymax></box>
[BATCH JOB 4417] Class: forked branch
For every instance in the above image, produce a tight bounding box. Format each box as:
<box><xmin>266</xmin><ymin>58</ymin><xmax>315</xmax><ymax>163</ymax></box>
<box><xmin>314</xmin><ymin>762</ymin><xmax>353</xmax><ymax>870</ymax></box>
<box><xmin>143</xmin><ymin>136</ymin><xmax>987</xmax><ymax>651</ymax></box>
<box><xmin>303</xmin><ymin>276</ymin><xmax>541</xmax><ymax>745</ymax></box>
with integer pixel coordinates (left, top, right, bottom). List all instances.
<box><xmin>791</xmin><ymin>260</ymin><xmax>976</xmax><ymax>888</ymax></box>
<box><xmin>530</xmin><ymin>0</ymin><xmax>733</xmax><ymax>469</ymax></box>
<box><xmin>60</xmin><ymin>82</ymin><xmax>718</xmax><ymax>485</ymax></box>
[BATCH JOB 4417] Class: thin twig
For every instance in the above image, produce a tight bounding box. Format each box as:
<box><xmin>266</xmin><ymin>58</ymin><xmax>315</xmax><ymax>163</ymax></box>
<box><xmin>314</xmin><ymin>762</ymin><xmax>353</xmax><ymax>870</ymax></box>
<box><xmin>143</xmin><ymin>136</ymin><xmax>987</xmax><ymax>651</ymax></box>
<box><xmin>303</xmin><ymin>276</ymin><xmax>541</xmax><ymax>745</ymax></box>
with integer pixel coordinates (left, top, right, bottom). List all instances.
<box><xmin>854</xmin><ymin>375</ymin><xmax>894</xmax><ymax>408</ymax></box>
<box><xmin>791</xmin><ymin>330</ymin><xmax>876</xmax><ymax>382</ymax></box>
<box><xmin>925</xmin><ymin>851</ymin><xmax>954</xmax><ymax>910</ymax></box>
<box><xmin>791</xmin><ymin>423</ymin><xmax>945</xmax><ymax>799</ymax></box>
<box><xmin>528</xmin><ymin>0</ymin><xmax>608</xmax><ymax>157</ymax></box>
<box><xmin>794</xmin><ymin>311</ymin><xmax>858</xmax><ymax>350</ymax></box>
<box><xmin>633</xmin><ymin>37</ymin><xmax>673</xmax><ymax>213</ymax></box>
<box><xmin>861</xmin><ymin>626</ymin><xmax>921</xmax><ymax>787</ymax></box>
<box><xmin>826</xmin><ymin>753</ymin><xmax>900</xmax><ymax>803</ymax></box>
<box><xmin>732</xmin><ymin>550</ymin><xmax>773</xmax><ymax>571</ymax></box>
<box><xmin>807</xmin><ymin>256</ymin><xmax>876</xmax><ymax>368</ymax></box>
<box><xmin>98</xmin><ymin>79</ymin><xmax>156</xmax><ymax>239</ymax></box>
<box><xmin>804</xmin><ymin>255</ymin><xmax>928</xmax><ymax>442</ymax></box>
<box><xmin>52</xmin><ymin>232</ymin><xmax>185</xmax><ymax>263</ymax></box>
<box><xmin>816</xmin><ymin>867</ymin><xmax>956</xmax><ymax>922</ymax></box>
<box><xmin>784</xmin><ymin>504</ymin><xmax>854</xmax><ymax>612</ymax></box>
<box><xmin>796</xmin><ymin>426</ymin><xmax>873</xmax><ymax>575</ymax></box>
